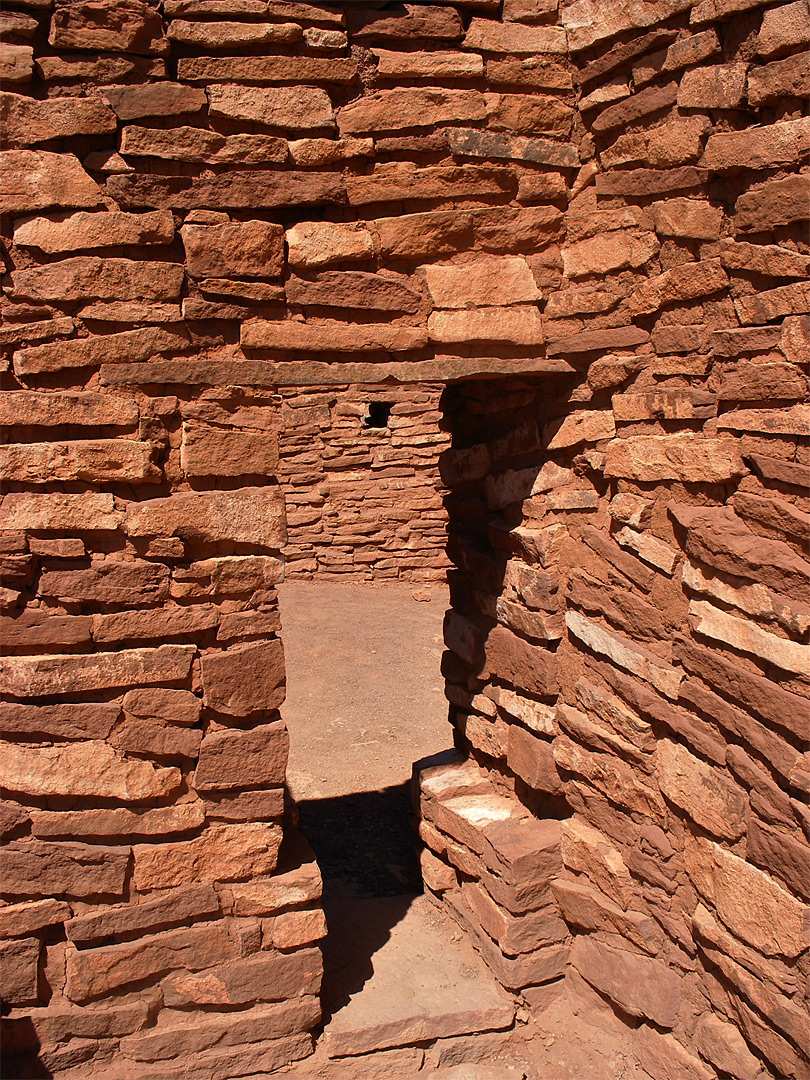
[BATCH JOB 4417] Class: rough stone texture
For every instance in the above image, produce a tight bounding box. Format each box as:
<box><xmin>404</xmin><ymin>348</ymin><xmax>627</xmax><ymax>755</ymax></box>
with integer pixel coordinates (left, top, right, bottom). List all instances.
<box><xmin>1</xmin><ymin>3</ymin><xmax>808</xmax><ymax>1076</ymax></box>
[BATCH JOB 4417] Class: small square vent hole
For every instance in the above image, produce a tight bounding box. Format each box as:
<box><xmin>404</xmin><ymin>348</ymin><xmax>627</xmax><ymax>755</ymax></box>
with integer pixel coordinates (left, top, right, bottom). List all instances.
<box><xmin>363</xmin><ymin>401</ymin><xmax>393</xmax><ymax>428</ymax></box>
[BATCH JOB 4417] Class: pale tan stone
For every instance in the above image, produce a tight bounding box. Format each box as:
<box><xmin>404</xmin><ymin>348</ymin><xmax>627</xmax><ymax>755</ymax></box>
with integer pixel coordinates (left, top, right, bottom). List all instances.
<box><xmin>689</xmin><ymin>600</ymin><xmax>808</xmax><ymax>675</ymax></box>
<box><xmin>428</xmin><ymin>306</ymin><xmax>544</xmax><ymax>345</ymax></box>
<box><xmin>0</xmin><ymin>150</ymin><xmax>101</xmax><ymax>214</ymax></box>
<box><xmin>613</xmin><ymin>527</ymin><xmax>678</xmax><ymax>575</ymax></box>
<box><xmin>0</xmin><ymin>740</ymin><xmax>182</xmax><ymax>800</ymax></box>
<box><xmin>544</xmin><ymin>411</ymin><xmax>615</xmax><ymax>449</ymax></box>
<box><xmin>13</xmin><ymin>210</ymin><xmax>174</xmax><ymax>252</ymax></box>
<box><xmin>338</xmin><ymin>88</ymin><xmax>487</xmax><ymax>134</ymax></box>
<box><xmin>605</xmin><ymin>435</ymin><xmax>745</xmax><ymax>483</ymax></box>
<box><xmin>565</xmin><ymin>610</ymin><xmax>682</xmax><ymax>698</ymax></box>
<box><xmin>423</xmin><ymin>258</ymin><xmax>540</xmax><ymax>309</ymax></box>
<box><xmin>286</xmin><ymin>221</ymin><xmax>374</xmax><ymax>267</ymax></box>
<box><xmin>124</xmin><ymin>487</ymin><xmax>286</xmax><ymax>547</ymax></box>
<box><xmin>0</xmin><ymin>440</ymin><xmax>159</xmax><ymax>485</ymax></box>
<box><xmin>0</xmin><ymin>492</ymin><xmax>121</xmax><ymax>531</ymax></box>
<box><xmin>562</xmin><ymin>231</ymin><xmax>658</xmax><ymax>277</ymax></box>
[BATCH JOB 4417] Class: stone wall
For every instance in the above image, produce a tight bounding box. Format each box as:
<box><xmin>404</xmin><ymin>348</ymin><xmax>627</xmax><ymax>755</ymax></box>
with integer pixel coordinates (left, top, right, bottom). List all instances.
<box><xmin>279</xmin><ymin>383</ymin><xmax>450</xmax><ymax>581</ymax></box>
<box><xmin>0</xmin><ymin>0</ymin><xmax>808</xmax><ymax>1076</ymax></box>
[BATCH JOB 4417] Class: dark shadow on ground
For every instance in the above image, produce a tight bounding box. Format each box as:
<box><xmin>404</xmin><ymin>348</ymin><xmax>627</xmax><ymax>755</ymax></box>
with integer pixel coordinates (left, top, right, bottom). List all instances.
<box><xmin>297</xmin><ymin>782</ymin><xmax>423</xmax><ymax>900</ymax></box>
<box><xmin>297</xmin><ymin>784</ymin><xmax>425</xmax><ymax>1023</ymax></box>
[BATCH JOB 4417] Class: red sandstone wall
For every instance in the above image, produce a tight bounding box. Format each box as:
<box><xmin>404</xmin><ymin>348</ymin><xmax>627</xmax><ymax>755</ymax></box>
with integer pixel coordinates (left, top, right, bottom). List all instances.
<box><xmin>279</xmin><ymin>383</ymin><xmax>450</xmax><ymax>580</ymax></box>
<box><xmin>0</xmin><ymin>0</ymin><xmax>808</xmax><ymax>1076</ymax></box>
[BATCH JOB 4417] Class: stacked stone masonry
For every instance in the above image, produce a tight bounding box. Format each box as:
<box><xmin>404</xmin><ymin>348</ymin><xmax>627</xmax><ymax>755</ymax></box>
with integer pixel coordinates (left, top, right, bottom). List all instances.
<box><xmin>0</xmin><ymin>0</ymin><xmax>808</xmax><ymax>1078</ymax></box>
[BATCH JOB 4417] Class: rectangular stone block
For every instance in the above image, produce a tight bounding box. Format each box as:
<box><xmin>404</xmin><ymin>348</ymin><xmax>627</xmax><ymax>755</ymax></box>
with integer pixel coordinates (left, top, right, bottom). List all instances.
<box><xmin>10</xmin><ymin>257</ymin><xmax>184</xmax><ymax>302</ymax></box>
<box><xmin>133</xmin><ymin>823</ymin><xmax>283</xmax><ymax>890</ymax></box>
<box><xmin>14</xmin><ymin>326</ymin><xmax>189</xmax><ymax>376</ymax></box>
<box><xmin>0</xmin><ymin>938</ymin><xmax>40</xmax><ymax>1005</ymax></box>
<box><xmin>194</xmin><ymin>722</ymin><xmax>289</xmax><ymax>791</ymax></box>
<box><xmin>161</xmin><ymin>947</ymin><xmax>322</xmax><ymax>1006</ymax></box>
<box><xmin>65</xmin><ymin>885</ymin><xmax>220</xmax><ymax>946</ymax></box>
<box><xmin>0</xmin><ymin>150</ymin><xmax>102</xmax><ymax>214</ymax></box>
<box><xmin>207</xmin><ymin>84</ymin><xmax>333</xmax><ymax>129</ymax></box>
<box><xmin>200</xmin><ymin>640</ymin><xmax>286</xmax><ymax>718</ymax></box>
<box><xmin>0</xmin><ymin>645</ymin><xmax>194</xmax><ymax>699</ymax></box>
<box><xmin>1</xmin><ymin>441</ymin><xmax>159</xmax><ymax>485</ymax></box>
<box><xmin>0</xmin><ymin>840</ymin><xmax>129</xmax><ymax>899</ymax></box>
<box><xmin>124</xmin><ymin>487</ymin><xmax>286</xmax><ymax>547</ymax></box>
<box><xmin>180</xmin><ymin>220</ymin><xmax>284</xmax><ymax>279</ymax></box>
<box><xmin>66</xmin><ymin>923</ymin><xmax>232</xmax><ymax>1004</ymax></box>
<box><xmin>483</xmin><ymin>625</ymin><xmax>558</xmax><ymax>697</ymax></box>
<box><xmin>0</xmin><ymin>92</ymin><xmax>116</xmax><ymax>144</ymax></box>
<box><xmin>571</xmin><ymin>937</ymin><xmax>681</xmax><ymax>1027</ymax></box>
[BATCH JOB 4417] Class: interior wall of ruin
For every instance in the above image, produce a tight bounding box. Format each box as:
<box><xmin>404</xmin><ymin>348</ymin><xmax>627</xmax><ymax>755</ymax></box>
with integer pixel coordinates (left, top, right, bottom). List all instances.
<box><xmin>0</xmin><ymin>0</ymin><xmax>807</xmax><ymax>1076</ymax></box>
<box><xmin>279</xmin><ymin>382</ymin><xmax>450</xmax><ymax>581</ymax></box>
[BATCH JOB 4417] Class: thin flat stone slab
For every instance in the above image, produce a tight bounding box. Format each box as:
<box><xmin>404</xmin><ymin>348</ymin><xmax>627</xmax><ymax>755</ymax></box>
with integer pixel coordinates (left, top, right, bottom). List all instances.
<box><xmin>322</xmin><ymin>894</ymin><xmax>514</xmax><ymax>1057</ymax></box>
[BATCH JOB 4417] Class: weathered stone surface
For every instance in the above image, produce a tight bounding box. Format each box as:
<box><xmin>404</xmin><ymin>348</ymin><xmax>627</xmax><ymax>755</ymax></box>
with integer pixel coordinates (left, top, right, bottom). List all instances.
<box><xmin>14</xmin><ymin>325</ymin><xmax>188</xmax><ymax>376</ymax></box>
<box><xmin>207</xmin><ymin>84</ymin><xmax>333</xmax><ymax>129</ymax></box>
<box><xmin>346</xmin><ymin>163</ymin><xmax>511</xmax><ymax>205</ymax></box>
<box><xmin>286</xmin><ymin>272</ymin><xmax>421</xmax><ymax>312</ymax></box>
<box><xmin>689</xmin><ymin>599</ymin><xmax>808</xmax><ymax>675</ymax></box>
<box><xmin>0</xmin><ymin>609</ymin><xmax>93</xmax><ymax>652</ymax></box>
<box><xmin>121</xmin><ymin>125</ymin><xmax>288</xmax><ymax>165</ymax></box>
<box><xmin>242</xmin><ymin>319</ymin><xmax>427</xmax><ymax>354</ymax></box>
<box><xmin>605</xmin><ymin>436</ymin><xmax>744</xmax><ymax>483</ymax></box>
<box><xmin>108</xmin><ymin>170</ymin><xmax>346</xmax><ymax>211</ymax></box>
<box><xmin>649</xmin><ymin>198</ymin><xmax>723</xmax><ymax>240</ymax></box>
<box><xmin>566</xmin><ymin>610</ymin><xmax>682</xmax><ymax>698</ymax></box>
<box><xmin>110</xmin><ymin>714</ymin><xmax>202</xmax><ymax>761</ymax></box>
<box><xmin>657</xmin><ymin>738</ymin><xmax>746</xmax><ymax>839</ymax></box>
<box><xmin>694</xmin><ymin>1014</ymin><xmax>762</xmax><ymax>1080</ymax></box>
<box><xmin>122</xmin><ymin>687</ymin><xmax>201</xmax><ymax>727</ymax></box>
<box><xmin>0</xmin><ymin>740</ymin><xmax>181</xmax><ymax>801</ymax></box>
<box><xmin>31</xmin><ymin>802</ymin><xmax>205</xmax><ymax>840</ymax></box>
<box><xmin>424</xmin><ymin>258</ymin><xmax>540</xmax><ymax>309</ymax></box>
<box><xmin>0</xmin><ymin>701</ymin><xmax>119</xmax><ymax>741</ymax></box>
<box><xmin>687</xmin><ymin>835</ymin><xmax>808</xmax><ymax>957</ymax></box>
<box><xmin>180</xmin><ymin>423</ymin><xmax>279</xmax><ymax>478</ymax></box>
<box><xmin>133</xmin><ymin>823</ymin><xmax>283</xmax><ymax>890</ymax></box>
<box><xmin>735</xmin><ymin>281</ymin><xmax>810</xmax><ymax>326</ymax></box>
<box><xmin>202</xmin><ymin>787</ymin><xmax>284</xmax><ymax>822</ymax></box>
<box><xmin>1</xmin><ymin>43</ymin><xmax>34</xmax><ymax>84</ymax></box>
<box><xmin>634</xmin><ymin>1025</ymin><xmax>716</xmax><ymax>1080</ymax></box>
<box><xmin>482</xmin><ymin>625</ymin><xmax>558</xmax><ymax>697</ymax></box>
<box><xmin>429</xmin><ymin>306</ymin><xmax>544</xmax><ymax>345</ymax></box>
<box><xmin>592</xmin><ymin>83</ymin><xmax>677</xmax><ymax>133</ymax></box>
<box><xmin>0</xmin><ymin>645</ymin><xmax>194</xmax><ymax>698</ymax></box>
<box><xmin>181</xmin><ymin>220</ymin><xmax>284</xmax><ymax>279</ymax></box>
<box><xmin>124</xmin><ymin>487</ymin><xmax>286</xmax><ymax>546</ymax></box>
<box><xmin>546</xmin><ymin>326</ymin><xmax>649</xmax><ymax>355</ymax></box>
<box><xmin>553</xmin><ymin>879</ymin><xmax>663</xmax><ymax>954</ymax></box>
<box><xmin>338</xmin><ymin>88</ymin><xmax>486</xmax><ymax>135</ymax></box>
<box><xmin>464</xmin><ymin>18</ymin><xmax>565</xmax><ymax>52</ymax></box>
<box><xmin>11</xmin><ymin>256</ymin><xmax>183</xmax><ymax>302</ymax></box>
<box><xmin>0</xmin><ymin>150</ymin><xmax>101</xmax><ymax>213</ymax></box>
<box><xmin>194</xmin><ymin>722</ymin><xmax>289</xmax><ymax>791</ymax></box>
<box><xmin>286</xmin><ymin>221</ymin><xmax>374</xmax><ymax>267</ymax></box>
<box><xmin>562</xmin><ymin>231</ymin><xmax>658</xmax><ymax>277</ymax></box>
<box><xmin>120</xmin><ymin>998</ymin><xmax>319</xmax><ymax>1064</ymax></box>
<box><xmin>65</xmin><ymin>885</ymin><xmax>219</xmax><ymax>946</ymax></box>
<box><xmin>373</xmin><ymin>48</ymin><xmax>483</xmax><ymax>78</ymax></box>
<box><xmin>103</xmin><ymin>82</ymin><xmax>205</xmax><ymax>121</ymax></box>
<box><xmin>168</xmin><ymin>18</ymin><xmax>301</xmax><ymax>47</ymax></box>
<box><xmin>93</xmin><ymin>604</ymin><xmax>219</xmax><ymax>645</ymax></box>
<box><xmin>0</xmin><ymin>899</ymin><xmax>70</xmax><ymax>941</ymax></box>
<box><xmin>0</xmin><ymin>391</ymin><xmax>136</xmax><ymax>432</ymax></box>
<box><xmin>748</xmin><ymin>49</ymin><xmax>810</xmax><ymax>105</ymax></box>
<box><xmin>1</xmin><ymin>440</ymin><xmax>159</xmax><ymax>485</ymax></box>
<box><xmin>178</xmin><ymin>54</ymin><xmax>357</xmax><ymax>84</ymax></box>
<box><xmin>376</xmin><ymin>210</ymin><xmax>472</xmax><ymax>259</ymax></box>
<box><xmin>38</xmin><ymin>561</ymin><xmax>168</xmax><ymax>605</ymax></box>
<box><xmin>0</xmin><ymin>937</ymin><xmax>39</xmax><ymax>1005</ymax></box>
<box><xmin>706</xmin><ymin>117</ymin><xmax>810</xmax><ymax>171</ymax></box>
<box><xmin>571</xmin><ymin>937</ymin><xmax>681</xmax><ymax>1027</ymax></box>
<box><xmin>0</xmin><ymin>92</ymin><xmax>117</xmax><ymax>145</ymax></box>
<box><xmin>554</xmin><ymin>736</ymin><xmax>666</xmax><ymax>822</ymax></box>
<box><xmin>161</xmin><ymin>947</ymin><xmax>321</xmax><ymax>1007</ymax></box>
<box><xmin>735</xmin><ymin>174</ymin><xmax>810</xmax><ymax>231</ymax></box>
<box><xmin>507</xmin><ymin>724</ymin><xmax>562</xmax><ymax>793</ymax></box>
<box><xmin>49</xmin><ymin>0</ymin><xmax>166</xmax><ymax>53</ymax></box>
<box><xmin>446</xmin><ymin>127</ymin><xmax>578</xmax><ymax>167</ymax></box>
<box><xmin>758</xmin><ymin>0</ymin><xmax>810</xmax><ymax>56</ymax></box>
<box><xmin>545</xmin><ymin>410</ymin><xmax>615</xmax><ymax>449</ymax></box>
<box><xmin>66</xmin><ymin>923</ymin><xmax>232</xmax><ymax>1004</ymax></box>
<box><xmin>200</xmin><ymin>640</ymin><xmax>286</xmax><ymax>717</ymax></box>
<box><xmin>678</xmin><ymin>62</ymin><xmax>747</xmax><ymax>107</ymax></box>
<box><xmin>669</xmin><ymin>502</ymin><xmax>810</xmax><ymax>602</ymax></box>
<box><xmin>0</xmin><ymin>840</ymin><xmax>130</xmax><ymax>899</ymax></box>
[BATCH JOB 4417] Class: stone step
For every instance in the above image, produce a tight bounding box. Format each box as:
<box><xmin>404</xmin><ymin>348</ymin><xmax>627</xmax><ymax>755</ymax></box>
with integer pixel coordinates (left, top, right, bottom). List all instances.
<box><xmin>320</xmin><ymin>894</ymin><xmax>515</xmax><ymax>1059</ymax></box>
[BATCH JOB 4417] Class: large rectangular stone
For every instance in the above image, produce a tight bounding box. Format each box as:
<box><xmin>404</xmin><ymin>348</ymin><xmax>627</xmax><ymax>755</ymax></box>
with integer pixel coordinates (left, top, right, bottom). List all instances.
<box><xmin>482</xmin><ymin>625</ymin><xmax>558</xmax><ymax>697</ymax></box>
<box><xmin>107</xmin><ymin>171</ymin><xmax>346</xmax><ymax>210</ymax></box>
<box><xmin>38</xmin><ymin>561</ymin><xmax>168</xmax><ymax>605</ymax></box>
<box><xmin>177</xmin><ymin>55</ymin><xmax>357</xmax><ymax>84</ymax></box>
<box><xmin>161</xmin><ymin>948</ymin><xmax>322</xmax><ymax>1007</ymax></box>
<box><xmin>0</xmin><ymin>840</ymin><xmax>129</xmax><ymax>899</ymax></box>
<box><xmin>0</xmin><ymin>390</ymin><xmax>138</xmax><ymax>427</ymax></box>
<box><xmin>194</xmin><ymin>722</ymin><xmax>289</xmax><ymax>791</ymax></box>
<box><xmin>14</xmin><ymin>326</ymin><xmax>189</xmax><ymax>376</ymax></box>
<box><xmin>180</xmin><ymin>220</ymin><xmax>284</xmax><ymax>279</ymax></box>
<box><xmin>571</xmin><ymin>937</ymin><xmax>681</xmax><ymax>1027</ymax></box>
<box><xmin>200</xmin><ymin>640</ymin><xmax>286</xmax><ymax>718</ymax></box>
<box><xmin>0</xmin><ymin>92</ymin><xmax>116</xmax><ymax>143</ymax></box>
<box><xmin>0</xmin><ymin>645</ymin><xmax>194</xmax><ymax>698</ymax></box>
<box><xmin>0</xmin><ymin>150</ymin><xmax>102</xmax><ymax>213</ymax></box>
<box><xmin>65</xmin><ymin>885</ymin><xmax>220</xmax><ymax>947</ymax></box>
<box><xmin>605</xmin><ymin>435</ymin><xmax>744</xmax><ymax>483</ymax></box>
<box><xmin>565</xmin><ymin>610</ymin><xmax>682</xmax><ymax>698</ymax></box>
<box><xmin>424</xmin><ymin>257</ymin><xmax>540</xmax><ymax>309</ymax></box>
<box><xmin>180</xmin><ymin>423</ymin><xmax>279</xmax><ymax>478</ymax></box>
<box><xmin>338</xmin><ymin>88</ymin><xmax>487</xmax><ymax>134</ymax></box>
<box><xmin>10</xmin><ymin>256</ymin><xmax>183</xmax><ymax>302</ymax></box>
<box><xmin>133</xmin><ymin>823</ymin><xmax>283</xmax><ymax>891</ymax></box>
<box><xmin>207</xmin><ymin>84</ymin><xmax>333</xmax><ymax>129</ymax></box>
<box><xmin>241</xmin><ymin>319</ymin><xmax>427</xmax><ymax>353</ymax></box>
<box><xmin>0</xmin><ymin>441</ymin><xmax>159</xmax><ymax>485</ymax></box>
<box><xmin>123</xmin><ymin>487</ymin><xmax>286</xmax><ymax>547</ymax></box>
<box><xmin>65</xmin><ymin>923</ymin><xmax>232</xmax><ymax>1003</ymax></box>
